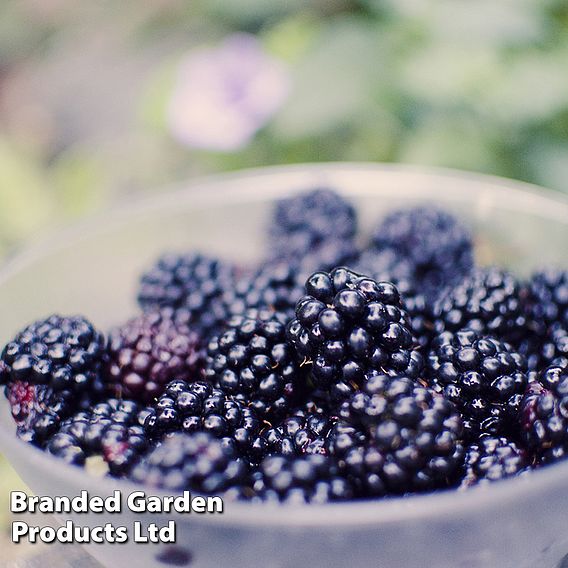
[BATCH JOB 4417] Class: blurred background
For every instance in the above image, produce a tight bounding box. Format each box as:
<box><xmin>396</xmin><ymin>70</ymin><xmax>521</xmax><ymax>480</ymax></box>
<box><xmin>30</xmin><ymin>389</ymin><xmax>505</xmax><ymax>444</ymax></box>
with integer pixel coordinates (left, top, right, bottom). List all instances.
<box><xmin>1</xmin><ymin>0</ymin><xmax>568</xmax><ymax>563</ymax></box>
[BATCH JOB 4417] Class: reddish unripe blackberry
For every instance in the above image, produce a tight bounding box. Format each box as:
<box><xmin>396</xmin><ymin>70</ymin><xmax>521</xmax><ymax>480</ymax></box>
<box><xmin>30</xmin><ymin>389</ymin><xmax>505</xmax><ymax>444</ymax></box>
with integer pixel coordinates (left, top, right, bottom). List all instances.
<box><xmin>105</xmin><ymin>309</ymin><xmax>204</xmax><ymax>403</ymax></box>
<box><xmin>428</xmin><ymin>330</ymin><xmax>528</xmax><ymax>440</ymax></box>
<box><xmin>287</xmin><ymin>267</ymin><xmax>423</xmax><ymax>400</ymax></box>
<box><xmin>1</xmin><ymin>315</ymin><xmax>106</xmax><ymax>443</ymax></box>
<box><xmin>143</xmin><ymin>380</ymin><xmax>264</xmax><ymax>462</ymax></box>
<box><xmin>431</xmin><ymin>268</ymin><xmax>528</xmax><ymax>348</ymax></box>
<box><xmin>46</xmin><ymin>399</ymin><xmax>149</xmax><ymax>475</ymax></box>
<box><xmin>205</xmin><ymin>309</ymin><xmax>301</xmax><ymax>419</ymax></box>
<box><xmin>137</xmin><ymin>253</ymin><xmax>238</xmax><ymax>338</ymax></box>
<box><xmin>461</xmin><ymin>436</ymin><xmax>529</xmax><ymax>488</ymax></box>
<box><xmin>520</xmin><ymin>362</ymin><xmax>568</xmax><ymax>464</ymax></box>
<box><xmin>337</xmin><ymin>371</ymin><xmax>464</xmax><ymax>496</ymax></box>
<box><xmin>130</xmin><ymin>432</ymin><xmax>248</xmax><ymax>494</ymax></box>
<box><xmin>250</xmin><ymin>454</ymin><xmax>355</xmax><ymax>503</ymax></box>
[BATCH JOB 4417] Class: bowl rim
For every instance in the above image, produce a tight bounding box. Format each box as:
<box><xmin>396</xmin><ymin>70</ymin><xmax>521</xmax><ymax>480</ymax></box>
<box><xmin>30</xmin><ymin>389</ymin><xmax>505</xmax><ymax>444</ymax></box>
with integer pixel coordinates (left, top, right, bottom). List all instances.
<box><xmin>1</xmin><ymin>161</ymin><xmax>567</xmax><ymax>528</ymax></box>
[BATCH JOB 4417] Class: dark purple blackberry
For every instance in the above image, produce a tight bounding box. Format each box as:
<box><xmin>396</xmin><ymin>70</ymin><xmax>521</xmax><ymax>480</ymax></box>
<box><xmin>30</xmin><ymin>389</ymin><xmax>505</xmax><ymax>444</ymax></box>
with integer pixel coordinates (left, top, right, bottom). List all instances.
<box><xmin>137</xmin><ymin>253</ymin><xmax>237</xmax><ymax>337</ymax></box>
<box><xmin>428</xmin><ymin>330</ymin><xmax>528</xmax><ymax>440</ymax></box>
<box><xmin>295</xmin><ymin>239</ymin><xmax>359</xmax><ymax>279</ymax></box>
<box><xmin>205</xmin><ymin>309</ymin><xmax>301</xmax><ymax>419</ymax></box>
<box><xmin>461</xmin><ymin>436</ymin><xmax>529</xmax><ymax>487</ymax></box>
<box><xmin>286</xmin><ymin>267</ymin><xmax>423</xmax><ymax>400</ymax></box>
<box><xmin>268</xmin><ymin>188</ymin><xmax>357</xmax><ymax>262</ymax></box>
<box><xmin>230</xmin><ymin>263</ymin><xmax>304</xmax><ymax>320</ymax></box>
<box><xmin>520</xmin><ymin>362</ymin><xmax>568</xmax><ymax>464</ymax></box>
<box><xmin>370</xmin><ymin>206</ymin><xmax>474</xmax><ymax>299</ymax></box>
<box><xmin>143</xmin><ymin>380</ymin><xmax>264</xmax><ymax>462</ymax></box>
<box><xmin>46</xmin><ymin>399</ymin><xmax>149</xmax><ymax>475</ymax></box>
<box><xmin>336</xmin><ymin>371</ymin><xmax>464</xmax><ymax>496</ymax></box>
<box><xmin>431</xmin><ymin>268</ymin><xmax>528</xmax><ymax>347</ymax></box>
<box><xmin>525</xmin><ymin>269</ymin><xmax>568</xmax><ymax>332</ymax></box>
<box><xmin>130</xmin><ymin>432</ymin><xmax>248</xmax><ymax>494</ymax></box>
<box><xmin>250</xmin><ymin>454</ymin><xmax>355</xmax><ymax>503</ymax></box>
<box><xmin>356</xmin><ymin>249</ymin><xmax>433</xmax><ymax>349</ymax></box>
<box><xmin>105</xmin><ymin>309</ymin><xmax>204</xmax><ymax>403</ymax></box>
<box><xmin>1</xmin><ymin>315</ymin><xmax>106</xmax><ymax>443</ymax></box>
<box><xmin>520</xmin><ymin>269</ymin><xmax>568</xmax><ymax>371</ymax></box>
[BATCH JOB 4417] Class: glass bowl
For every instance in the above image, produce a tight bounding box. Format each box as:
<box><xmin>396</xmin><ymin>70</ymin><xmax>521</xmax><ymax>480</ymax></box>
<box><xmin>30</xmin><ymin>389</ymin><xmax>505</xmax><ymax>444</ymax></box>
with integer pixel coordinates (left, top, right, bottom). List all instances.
<box><xmin>1</xmin><ymin>164</ymin><xmax>567</xmax><ymax>568</ymax></box>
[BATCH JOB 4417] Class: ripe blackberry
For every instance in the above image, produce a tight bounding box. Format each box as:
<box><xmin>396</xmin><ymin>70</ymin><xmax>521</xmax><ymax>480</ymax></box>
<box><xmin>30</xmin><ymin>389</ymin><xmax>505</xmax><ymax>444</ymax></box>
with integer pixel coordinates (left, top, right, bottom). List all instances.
<box><xmin>143</xmin><ymin>380</ymin><xmax>264</xmax><ymax>461</ymax></box>
<box><xmin>431</xmin><ymin>268</ymin><xmax>528</xmax><ymax>347</ymax></box>
<box><xmin>137</xmin><ymin>253</ymin><xmax>237</xmax><ymax>337</ymax></box>
<box><xmin>520</xmin><ymin>362</ymin><xmax>568</xmax><ymax>464</ymax></box>
<box><xmin>1</xmin><ymin>315</ymin><xmax>106</xmax><ymax>443</ymax></box>
<box><xmin>205</xmin><ymin>309</ymin><xmax>301</xmax><ymax>419</ymax></box>
<box><xmin>525</xmin><ymin>269</ymin><xmax>568</xmax><ymax>332</ymax></box>
<box><xmin>105</xmin><ymin>309</ymin><xmax>204</xmax><ymax>403</ymax></box>
<box><xmin>251</xmin><ymin>454</ymin><xmax>355</xmax><ymax>503</ymax></box>
<box><xmin>370</xmin><ymin>206</ymin><xmax>474</xmax><ymax>299</ymax></box>
<box><xmin>428</xmin><ymin>330</ymin><xmax>528</xmax><ymax>440</ymax></box>
<box><xmin>356</xmin><ymin>249</ymin><xmax>433</xmax><ymax>349</ymax></box>
<box><xmin>46</xmin><ymin>399</ymin><xmax>149</xmax><ymax>475</ymax></box>
<box><xmin>337</xmin><ymin>371</ymin><xmax>464</xmax><ymax>495</ymax></box>
<box><xmin>461</xmin><ymin>436</ymin><xmax>529</xmax><ymax>487</ymax></box>
<box><xmin>286</xmin><ymin>267</ymin><xmax>423</xmax><ymax>400</ymax></box>
<box><xmin>521</xmin><ymin>326</ymin><xmax>568</xmax><ymax>372</ymax></box>
<box><xmin>268</xmin><ymin>188</ymin><xmax>357</xmax><ymax>262</ymax></box>
<box><xmin>130</xmin><ymin>432</ymin><xmax>248</xmax><ymax>494</ymax></box>
<box><xmin>230</xmin><ymin>263</ymin><xmax>304</xmax><ymax>320</ymax></box>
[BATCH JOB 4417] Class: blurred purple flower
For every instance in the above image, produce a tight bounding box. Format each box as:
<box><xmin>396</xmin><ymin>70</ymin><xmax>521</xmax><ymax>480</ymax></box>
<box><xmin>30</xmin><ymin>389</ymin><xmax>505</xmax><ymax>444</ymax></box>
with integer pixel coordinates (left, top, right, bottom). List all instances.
<box><xmin>167</xmin><ymin>34</ymin><xmax>291</xmax><ymax>151</ymax></box>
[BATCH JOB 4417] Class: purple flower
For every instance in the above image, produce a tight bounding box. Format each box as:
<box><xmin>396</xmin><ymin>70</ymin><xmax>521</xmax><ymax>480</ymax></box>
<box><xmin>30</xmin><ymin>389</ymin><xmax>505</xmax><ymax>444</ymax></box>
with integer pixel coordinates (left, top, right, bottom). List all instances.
<box><xmin>167</xmin><ymin>34</ymin><xmax>291</xmax><ymax>151</ymax></box>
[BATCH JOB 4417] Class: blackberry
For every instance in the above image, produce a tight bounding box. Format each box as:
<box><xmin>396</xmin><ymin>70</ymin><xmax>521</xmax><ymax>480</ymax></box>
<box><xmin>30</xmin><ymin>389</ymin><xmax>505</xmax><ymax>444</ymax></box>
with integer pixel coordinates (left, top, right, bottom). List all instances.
<box><xmin>521</xmin><ymin>269</ymin><xmax>568</xmax><ymax>371</ymax></box>
<box><xmin>370</xmin><ymin>206</ymin><xmax>474</xmax><ymax>299</ymax></box>
<box><xmin>520</xmin><ymin>362</ymin><xmax>568</xmax><ymax>464</ymax></box>
<box><xmin>230</xmin><ymin>263</ymin><xmax>304</xmax><ymax>320</ymax></box>
<box><xmin>286</xmin><ymin>267</ymin><xmax>422</xmax><ymax>400</ymax></box>
<box><xmin>428</xmin><ymin>330</ymin><xmax>528</xmax><ymax>440</ymax></box>
<box><xmin>130</xmin><ymin>432</ymin><xmax>248</xmax><ymax>494</ymax></box>
<box><xmin>461</xmin><ymin>436</ymin><xmax>529</xmax><ymax>487</ymax></box>
<box><xmin>106</xmin><ymin>309</ymin><xmax>204</xmax><ymax>403</ymax></box>
<box><xmin>356</xmin><ymin>249</ymin><xmax>433</xmax><ymax>349</ymax></box>
<box><xmin>143</xmin><ymin>380</ymin><xmax>264</xmax><ymax>462</ymax></box>
<box><xmin>251</xmin><ymin>454</ymin><xmax>355</xmax><ymax>503</ymax></box>
<box><xmin>1</xmin><ymin>315</ymin><xmax>106</xmax><ymax>443</ymax></box>
<box><xmin>431</xmin><ymin>268</ymin><xmax>528</xmax><ymax>347</ymax></box>
<box><xmin>46</xmin><ymin>399</ymin><xmax>149</xmax><ymax>475</ymax></box>
<box><xmin>295</xmin><ymin>239</ymin><xmax>359</xmax><ymax>280</ymax></box>
<box><xmin>137</xmin><ymin>253</ymin><xmax>237</xmax><ymax>337</ymax></box>
<box><xmin>337</xmin><ymin>371</ymin><xmax>464</xmax><ymax>495</ymax></box>
<box><xmin>268</xmin><ymin>188</ymin><xmax>357</xmax><ymax>262</ymax></box>
<box><xmin>205</xmin><ymin>309</ymin><xmax>301</xmax><ymax>419</ymax></box>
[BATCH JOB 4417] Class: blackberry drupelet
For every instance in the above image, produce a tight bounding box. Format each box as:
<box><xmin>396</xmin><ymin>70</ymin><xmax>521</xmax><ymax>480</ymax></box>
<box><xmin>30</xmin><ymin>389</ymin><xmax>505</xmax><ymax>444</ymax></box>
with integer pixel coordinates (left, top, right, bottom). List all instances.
<box><xmin>1</xmin><ymin>315</ymin><xmax>106</xmax><ymax>443</ymax></box>
<box><xmin>130</xmin><ymin>432</ymin><xmax>248</xmax><ymax>494</ymax></box>
<box><xmin>461</xmin><ymin>436</ymin><xmax>529</xmax><ymax>487</ymax></box>
<box><xmin>251</xmin><ymin>453</ymin><xmax>355</xmax><ymax>503</ymax></box>
<box><xmin>431</xmin><ymin>268</ymin><xmax>528</xmax><ymax>347</ymax></box>
<box><xmin>268</xmin><ymin>188</ymin><xmax>357</xmax><ymax>262</ymax></box>
<box><xmin>106</xmin><ymin>308</ymin><xmax>204</xmax><ymax>403</ymax></box>
<box><xmin>337</xmin><ymin>371</ymin><xmax>464</xmax><ymax>495</ymax></box>
<box><xmin>143</xmin><ymin>379</ymin><xmax>264</xmax><ymax>462</ymax></box>
<box><xmin>46</xmin><ymin>399</ymin><xmax>149</xmax><ymax>475</ymax></box>
<box><xmin>286</xmin><ymin>267</ymin><xmax>423</xmax><ymax>400</ymax></box>
<box><xmin>520</xmin><ymin>361</ymin><xmax>568</xmax><ymax>464</ymax></box>
<box><xmin>230</xmin><ymin>263</ymin><xmax>304</xmax><ymax>319</ymax></box>
<box><xmin>370</xmin><ymin>206</ymin><xmax>474</xmax><ymax>299</ymax></box>
<box><xmin>205</xmin><ymin>309</ymin><xmax>301</xmax><ymax>419</ymax></box>
<box><xmin>137</xmin><ymin>253</ymin><xmax>237</xmax><ymax>337</ymax></box>
<box><xmin>428</xmin><ymin>330</ymin><xmax>528</xmax><ymax>440</ymax></box>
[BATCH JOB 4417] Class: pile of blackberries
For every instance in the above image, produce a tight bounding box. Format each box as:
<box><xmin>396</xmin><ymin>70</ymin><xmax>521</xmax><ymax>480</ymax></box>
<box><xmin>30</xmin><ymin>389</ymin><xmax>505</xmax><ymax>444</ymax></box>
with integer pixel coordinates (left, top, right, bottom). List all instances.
<box><xmin>2</xmin><ymin>188</ymin><xmax>567</xmax><ymax>504</ymax></box>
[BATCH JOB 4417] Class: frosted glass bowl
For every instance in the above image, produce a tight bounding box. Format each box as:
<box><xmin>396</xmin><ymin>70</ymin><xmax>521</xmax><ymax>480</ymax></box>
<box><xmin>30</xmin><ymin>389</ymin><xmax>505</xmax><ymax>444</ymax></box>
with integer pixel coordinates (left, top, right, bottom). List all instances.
<box><xmin>0</xmin><ymin>164</ymin><xmax>567</xmax><ymax>568</ymax></box>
